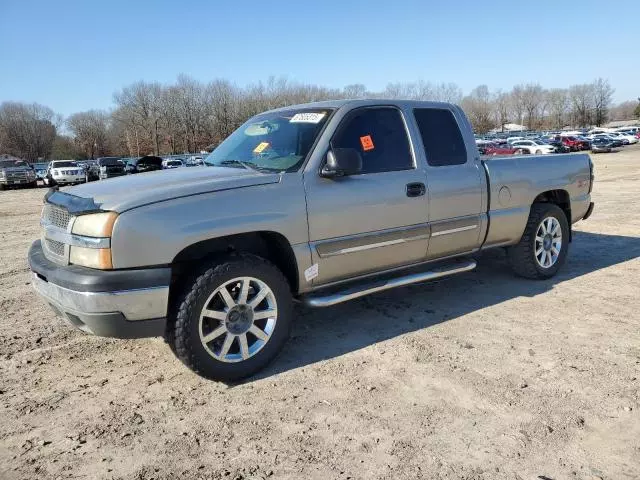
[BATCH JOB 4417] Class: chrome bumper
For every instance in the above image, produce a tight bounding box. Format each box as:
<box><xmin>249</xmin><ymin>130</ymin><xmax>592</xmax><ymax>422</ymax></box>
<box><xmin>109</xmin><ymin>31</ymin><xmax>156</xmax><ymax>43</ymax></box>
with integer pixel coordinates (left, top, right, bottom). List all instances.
<box><xmin>32</xmin><ymin>274</ymin><xmax>169</xmax><ymax>321</ymax></box>
<box><xmin>52</xmin><ymin>175</ymin><xmax>85</xmax><ymax>184</ymax></box>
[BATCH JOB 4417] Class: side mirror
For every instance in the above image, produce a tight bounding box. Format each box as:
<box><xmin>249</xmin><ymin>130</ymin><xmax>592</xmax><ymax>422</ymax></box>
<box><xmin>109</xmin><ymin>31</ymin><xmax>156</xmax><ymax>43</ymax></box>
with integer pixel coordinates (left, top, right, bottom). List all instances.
<box><xmin>320</xmin><ymin>148</ymin><xmax>363</xmax><ymax>178</ymax></box>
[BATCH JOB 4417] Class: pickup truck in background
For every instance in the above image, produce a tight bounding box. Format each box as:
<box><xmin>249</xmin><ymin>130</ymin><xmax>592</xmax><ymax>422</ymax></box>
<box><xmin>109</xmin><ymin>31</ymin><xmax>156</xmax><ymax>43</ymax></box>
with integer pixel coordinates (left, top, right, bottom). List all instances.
<box><xmin>92</xmin><ymin>157</ymin><xmax>126</xmax><ymax>180</ymax></box>
<box><xmin>28</xmin><ymin>100</ymin><xmax>594</xmax><ymax>381</ymax></box>
<box><xmin>0</xmin><ymin>158</ymin><xmax>37</xmax><ymax>189</ymax></box>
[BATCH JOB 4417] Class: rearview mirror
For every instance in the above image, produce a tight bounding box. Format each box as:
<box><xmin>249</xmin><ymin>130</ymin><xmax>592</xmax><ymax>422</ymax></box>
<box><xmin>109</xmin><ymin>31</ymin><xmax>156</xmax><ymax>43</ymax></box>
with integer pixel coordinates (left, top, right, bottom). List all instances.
<box><xmin>320</xmin><ymin>148</ymin><xmax>362</xmax><ymax>178</ymax></box>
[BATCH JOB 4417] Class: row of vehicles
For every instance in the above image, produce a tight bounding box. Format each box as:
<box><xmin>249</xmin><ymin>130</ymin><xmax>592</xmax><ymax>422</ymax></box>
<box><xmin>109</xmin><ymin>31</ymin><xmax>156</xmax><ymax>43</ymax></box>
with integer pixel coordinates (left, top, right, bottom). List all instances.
<box><xmin>477</xmin><ymin>126</ymin><xmax>640</xmax><ymax>156</ymax></box>
<box><xmin>0</xmin><ymin>154</ymin><xmax>207</xmax><ymax>190</ymax></box>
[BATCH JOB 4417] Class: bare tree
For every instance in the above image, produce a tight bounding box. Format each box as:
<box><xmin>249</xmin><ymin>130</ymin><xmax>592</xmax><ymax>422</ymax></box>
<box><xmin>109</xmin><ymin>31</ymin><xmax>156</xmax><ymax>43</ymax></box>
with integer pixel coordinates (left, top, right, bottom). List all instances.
<box><xmin>67</xmin><ymin>110</ymin><xmax>110</xmax><ymax>159</ymax></box>
<box><xmin>433</xmin><ymin>82</ymin><xmax>463</xmax><ymax>103</ymax></box>
<box><xmin>206</xmin><ymin>79</ymin><xmax>241</xmax><ymax>147</ymax></box>
<box><xmin>517</xmin><ymin>84</ymin><xmax>544</xmax><ymax>130</ymax></box>
<box><xmin>569</xmin><ymin>84</ymin><xmax>595</xmax><ymax>127</ymax></box>
<box><xmin>0</xmin><ymin>102</ymin><xmax>57</xmax><ymax>160</ymax></box>
<box><xmin>546</xmin><ymin>89</ymin><xmax>569</xmax><ymax>129</ymax></box>
<box><xmin>610</xmin><ymin>100</ymin><xmax>639</xmax><ymax>121</ymax></box>
<box><xmin>113</xmin><ymin>81</ymin><xmax>163</xmax><ymax>155</ymax></box>
<box><xmin>342</xmin><ymin>84</ymin><xmax>368</xmax><ymax>99</ymax></box>
<box><xmin>509</xmin><ymin>86</ymin><xmax>526</xmax><ymax>128</ymax></box>
<box><xmin>591</xmin><ymin>78</ymin><xmax>614</xmax><ymax>127</ymax></box>
<box><xmin>461</xmin><ymin>85</ymin><xmax>494</xmax><ymax>133</ymax></box>
<box><xmin>493</xmin><ymin>90</ymin><xmax>511</xmax><ymax>131</ymax></box>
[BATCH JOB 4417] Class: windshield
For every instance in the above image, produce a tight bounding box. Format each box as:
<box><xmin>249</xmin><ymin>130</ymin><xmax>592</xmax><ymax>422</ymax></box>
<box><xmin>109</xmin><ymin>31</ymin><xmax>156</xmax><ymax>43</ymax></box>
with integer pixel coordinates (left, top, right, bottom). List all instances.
<box><xmin>52</xmin><ymin>161</ymin><xmax>77</xmax><ymax>168</ymax></box>
<box><xmin>0</xmin><ymin>159</ymin><xmax>29</xmax><ymax>168</ymax></box>
<box><xmin>205</xmin><ymin>108</ymin><xmax>333</xmax><ymax>172</ymax></box>
<box><xmin>167</xmin><ymin>161</ymin><xmax>182</xmax><ymax>166</ymax></box>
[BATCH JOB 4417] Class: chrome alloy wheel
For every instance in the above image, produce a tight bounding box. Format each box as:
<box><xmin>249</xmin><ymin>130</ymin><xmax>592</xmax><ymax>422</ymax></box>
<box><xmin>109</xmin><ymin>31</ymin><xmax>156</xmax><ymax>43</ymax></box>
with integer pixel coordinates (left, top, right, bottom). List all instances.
<box><xmin>535</xmin><ymin>217</ymin><xmax>562</xmax><ymax>268</ymax></box>
<box><xmin>198</xmin><ymin>277</ymin><xmax>277</xmax><ymax>363</ymax></box>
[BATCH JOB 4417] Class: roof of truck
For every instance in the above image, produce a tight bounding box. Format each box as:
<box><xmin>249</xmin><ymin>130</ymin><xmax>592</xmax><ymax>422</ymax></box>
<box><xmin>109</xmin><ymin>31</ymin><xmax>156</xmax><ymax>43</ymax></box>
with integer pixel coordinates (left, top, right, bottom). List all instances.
<box><xmin>264</xmin><ymin>98</ymin><xmax>457</xmax><ymax>114</ymax></box>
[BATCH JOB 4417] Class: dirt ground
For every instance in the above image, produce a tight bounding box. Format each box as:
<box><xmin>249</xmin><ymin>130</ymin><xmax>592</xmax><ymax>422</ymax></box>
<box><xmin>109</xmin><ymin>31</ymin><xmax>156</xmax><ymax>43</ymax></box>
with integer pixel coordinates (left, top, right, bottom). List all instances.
<box><xmin>1</xmin><ymin>146</ymin><xmax>639</xmax><ymax>480</ymax></box>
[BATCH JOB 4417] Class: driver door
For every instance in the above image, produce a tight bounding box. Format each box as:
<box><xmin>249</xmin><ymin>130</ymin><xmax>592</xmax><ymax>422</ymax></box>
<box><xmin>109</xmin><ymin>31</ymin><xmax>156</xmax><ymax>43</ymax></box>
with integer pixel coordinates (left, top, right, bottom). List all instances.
<box><xmin>303</xmin><ymin>106</ymin><xmax>430</xmax><ymax>285</ymax></box>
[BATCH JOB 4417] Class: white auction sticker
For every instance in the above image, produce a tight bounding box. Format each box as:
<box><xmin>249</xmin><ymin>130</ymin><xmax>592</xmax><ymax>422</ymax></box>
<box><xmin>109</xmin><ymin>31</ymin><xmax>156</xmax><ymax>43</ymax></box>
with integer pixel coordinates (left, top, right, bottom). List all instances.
<box><xmin>290</xmin><ymin>112</ymin><xmax>326</xmax><ymax>124</ymax></box>
<box><xmin>304</xmin><ymin>263</ymin><xmax>319</xmax><ymax>282</ymax></box>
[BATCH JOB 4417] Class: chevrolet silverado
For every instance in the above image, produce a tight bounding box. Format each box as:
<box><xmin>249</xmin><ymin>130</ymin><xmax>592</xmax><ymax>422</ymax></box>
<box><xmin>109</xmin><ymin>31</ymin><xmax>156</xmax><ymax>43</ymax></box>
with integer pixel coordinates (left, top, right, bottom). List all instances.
<box><xmin>28</xmin><ymin>100</ymin><xmax>594</xmax><ymax>381</ymax></box>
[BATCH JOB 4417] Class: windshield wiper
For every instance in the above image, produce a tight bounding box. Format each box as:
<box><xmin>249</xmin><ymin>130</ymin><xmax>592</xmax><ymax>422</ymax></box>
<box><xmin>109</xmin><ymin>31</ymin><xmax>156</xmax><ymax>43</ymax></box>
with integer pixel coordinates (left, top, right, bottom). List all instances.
<box><xmin>218</xmin><ymin>160</ymin><xmax>260</xmax><ymax>172</ymax></box>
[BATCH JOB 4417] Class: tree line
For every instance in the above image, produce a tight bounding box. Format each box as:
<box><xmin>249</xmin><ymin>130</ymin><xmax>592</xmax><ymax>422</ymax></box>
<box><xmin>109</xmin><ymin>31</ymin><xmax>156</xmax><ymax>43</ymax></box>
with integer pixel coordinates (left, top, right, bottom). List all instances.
<box><xmin>1</xmin><ymin>76</ymin><xmax>638</xmax><ymax>161</ymax></box>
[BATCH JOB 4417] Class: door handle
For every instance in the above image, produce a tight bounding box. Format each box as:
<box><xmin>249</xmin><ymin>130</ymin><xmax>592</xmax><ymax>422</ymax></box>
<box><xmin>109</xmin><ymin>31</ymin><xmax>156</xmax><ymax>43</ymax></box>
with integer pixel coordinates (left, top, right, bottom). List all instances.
<box><xmin>406</xmin><ymin>182</ymin><xmax>426</xmax><ymax>197</ymax></box>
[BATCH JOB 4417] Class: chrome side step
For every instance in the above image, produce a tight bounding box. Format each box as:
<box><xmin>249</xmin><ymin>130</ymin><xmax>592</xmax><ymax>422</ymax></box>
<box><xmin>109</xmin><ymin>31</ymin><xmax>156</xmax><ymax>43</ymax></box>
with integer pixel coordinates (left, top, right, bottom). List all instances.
<box><xmin>301</xmin><ymin>259</ymin><xmax>476</xmax><ymax>308</ymax></box>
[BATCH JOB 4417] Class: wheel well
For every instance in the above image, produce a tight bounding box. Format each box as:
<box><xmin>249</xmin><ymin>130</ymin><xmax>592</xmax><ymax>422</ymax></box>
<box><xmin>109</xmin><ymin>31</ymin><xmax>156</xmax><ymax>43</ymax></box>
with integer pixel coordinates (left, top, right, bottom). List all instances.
<box><xmin>532</xmin><ymin>189</ymin><xmax>571</xmax><ymax>240</ymax></box>
<box><xmin>171</xmin><ymin>231</ymin><xmax>299</xmax><ymax>294</ymax></box>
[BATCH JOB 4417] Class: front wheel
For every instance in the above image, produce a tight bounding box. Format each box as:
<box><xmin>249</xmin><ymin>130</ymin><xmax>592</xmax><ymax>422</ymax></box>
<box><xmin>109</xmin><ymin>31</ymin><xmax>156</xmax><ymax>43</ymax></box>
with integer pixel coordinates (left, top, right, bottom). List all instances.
<box><xmin>167</xmin><ymin>254</ymin><xmax>293</xmax><ymax>381</ymax></box>
<box><xmin>508</xmin><ymin>203</ymin><xmax>569</xmax><ymax>279</ymax></box>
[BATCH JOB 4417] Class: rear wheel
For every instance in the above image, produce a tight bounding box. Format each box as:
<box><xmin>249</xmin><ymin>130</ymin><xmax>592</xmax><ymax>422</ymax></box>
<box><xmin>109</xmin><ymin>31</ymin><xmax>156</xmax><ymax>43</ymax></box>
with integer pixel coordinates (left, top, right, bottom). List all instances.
<box><xmin>508</xmin><ymin>203</ymin><xmax>569</xmax><ymax>279</ymax></box>
<box><xmin>168</xmin><ymin>254</ymin><xmax>293</xmax><ymax>381</ymax></box>
<box><xmin>535</xmin><ymin>149</ymin><xmax>542</xmax><ymax>154</ymax></box>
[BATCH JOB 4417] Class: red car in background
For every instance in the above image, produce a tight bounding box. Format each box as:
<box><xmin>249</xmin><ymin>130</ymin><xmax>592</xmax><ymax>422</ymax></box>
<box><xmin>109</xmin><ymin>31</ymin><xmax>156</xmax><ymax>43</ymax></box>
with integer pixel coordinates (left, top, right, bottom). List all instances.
<box><xmin>477</xmin><ymin>142</ymin><xmax>522</xmax><ymax>155</ymax></box>
<box><xmin>558</xmin><ymin>136</ymin><xmax>590</xmax><ymax>151</ymax></box>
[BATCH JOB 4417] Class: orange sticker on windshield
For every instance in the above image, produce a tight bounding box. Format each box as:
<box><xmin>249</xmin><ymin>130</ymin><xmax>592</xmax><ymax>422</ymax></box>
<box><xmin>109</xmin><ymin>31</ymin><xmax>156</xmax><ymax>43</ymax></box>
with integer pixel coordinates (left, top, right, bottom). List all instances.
<box><xmin>253</xmin><ymin>142</ymin><xmax>269</xmax><ymax>154</ymax></box>
<box><xmin>360</xmin><ymin>135</ymin><xmax>374</xmax><ymax>151</ymax></box>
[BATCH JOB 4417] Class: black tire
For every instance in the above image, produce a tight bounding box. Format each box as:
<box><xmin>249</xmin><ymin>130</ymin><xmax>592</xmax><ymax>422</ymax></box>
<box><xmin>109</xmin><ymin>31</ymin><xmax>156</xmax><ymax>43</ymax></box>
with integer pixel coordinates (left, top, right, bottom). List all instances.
<box><xmin>167</xmin><ymin>254</ymin><xmax>292</xmax><ymax>381</ymax></box>
<box><xmin>508</xmin><ymin>203</ymin><xmax>570</xmax><ymax>279</ymax></box>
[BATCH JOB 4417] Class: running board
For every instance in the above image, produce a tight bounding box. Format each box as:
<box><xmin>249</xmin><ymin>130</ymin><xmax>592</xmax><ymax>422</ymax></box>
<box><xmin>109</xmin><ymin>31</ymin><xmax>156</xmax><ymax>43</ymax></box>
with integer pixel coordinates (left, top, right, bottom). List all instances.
<box><xmin>301</xmin><ymin>259</ymin><xmax>477</xmax><ymax>308</ymax></box>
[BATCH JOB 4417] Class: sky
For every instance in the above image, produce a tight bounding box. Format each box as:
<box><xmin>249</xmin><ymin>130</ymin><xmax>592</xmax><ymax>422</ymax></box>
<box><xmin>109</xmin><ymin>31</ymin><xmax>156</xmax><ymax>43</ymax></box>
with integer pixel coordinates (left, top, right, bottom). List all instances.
<box><xmin>1</xmin><ymin>0</ymin><xmax>638</xmax><ymax>117</ymax></box>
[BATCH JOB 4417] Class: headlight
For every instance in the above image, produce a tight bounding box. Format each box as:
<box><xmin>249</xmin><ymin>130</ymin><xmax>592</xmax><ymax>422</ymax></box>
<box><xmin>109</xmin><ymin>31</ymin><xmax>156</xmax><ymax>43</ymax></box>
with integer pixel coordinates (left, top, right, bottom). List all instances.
<box><xmin>72</xmin><ymin>212</ymin><xmax>118</xmax><ymax>237</ymax></box>
<box><xmin>69</xmin><ymin>246</ymin><xmax>112</xmax><ymax>269</ymax></box>
<box><xmin>69</xmin><ymin>212</ymin><xmax>117</xmax><ymax>269</ymax></box>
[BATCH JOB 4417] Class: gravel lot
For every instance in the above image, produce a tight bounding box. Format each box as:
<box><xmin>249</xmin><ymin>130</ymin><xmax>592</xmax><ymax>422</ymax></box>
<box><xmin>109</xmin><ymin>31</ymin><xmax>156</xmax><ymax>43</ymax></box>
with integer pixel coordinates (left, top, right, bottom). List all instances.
<box><xmin>1</xmin><ymin>147</ymin><xmax>639</xmax><ymax>480</ymax></box>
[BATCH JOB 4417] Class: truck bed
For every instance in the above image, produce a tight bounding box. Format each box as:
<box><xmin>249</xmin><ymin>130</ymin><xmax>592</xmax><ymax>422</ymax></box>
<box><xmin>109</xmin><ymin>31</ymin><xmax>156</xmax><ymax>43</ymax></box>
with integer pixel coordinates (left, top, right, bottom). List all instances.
<box><xmin>481</xmin><ymin>153</ymin><xmax>592</xmax><ymax>249</ymax></box>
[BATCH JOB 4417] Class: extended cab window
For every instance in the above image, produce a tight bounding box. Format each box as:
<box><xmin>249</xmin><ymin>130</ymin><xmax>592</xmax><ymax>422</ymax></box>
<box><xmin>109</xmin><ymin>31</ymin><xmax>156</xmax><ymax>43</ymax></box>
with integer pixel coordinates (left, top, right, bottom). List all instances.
<box><xmin>413</xmin><ymin>109</ymin><xmax>467</xmax><ymax>167</ymax></box>
<box><xmin>331</xmin><ymin>107</ymin><xmax>413</xmax><ymax>174</ymax></box>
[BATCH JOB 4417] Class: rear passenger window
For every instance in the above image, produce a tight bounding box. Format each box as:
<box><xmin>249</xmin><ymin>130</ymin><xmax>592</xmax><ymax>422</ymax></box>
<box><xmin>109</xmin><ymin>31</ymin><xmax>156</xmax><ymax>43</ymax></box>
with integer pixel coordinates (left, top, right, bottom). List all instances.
<box><xmin>413</xmin><ymin>109</ymin><xmax>467</xmax><ymax>166</ymax></box>
<box><xmin>331</xmin><ymin>107</ymin><xmax>413</xmax><ymax>174</ymax></box>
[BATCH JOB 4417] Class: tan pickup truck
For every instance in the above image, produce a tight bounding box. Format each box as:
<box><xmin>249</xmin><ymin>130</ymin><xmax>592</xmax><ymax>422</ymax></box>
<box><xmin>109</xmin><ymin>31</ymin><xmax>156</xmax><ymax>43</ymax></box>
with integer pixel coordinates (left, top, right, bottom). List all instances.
<box><xmin>29</xmin><ymin>99</ymin><xmax>594</xmax><ymax>380</ymax></box>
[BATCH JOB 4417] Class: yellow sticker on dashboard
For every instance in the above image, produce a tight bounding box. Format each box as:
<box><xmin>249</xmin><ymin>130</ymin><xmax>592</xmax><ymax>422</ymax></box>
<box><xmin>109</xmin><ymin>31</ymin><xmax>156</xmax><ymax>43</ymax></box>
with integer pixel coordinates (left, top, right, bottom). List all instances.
<box><xmin>253</xmin><ymin>142</ymin><xmax>269</xmax><ymax>154</ymax></box>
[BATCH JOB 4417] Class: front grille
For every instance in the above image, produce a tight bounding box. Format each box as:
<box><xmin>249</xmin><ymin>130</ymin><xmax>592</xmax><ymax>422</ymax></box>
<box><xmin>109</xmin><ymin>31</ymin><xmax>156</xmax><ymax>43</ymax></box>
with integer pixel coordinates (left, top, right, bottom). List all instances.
<box><xmin>43</xmin><ymin>204</ymin><xmax>71</xmax><ymax>230</ymax></box>
<box><xmin>6</xmin><ymin>171</ymin><xmax>27</xmax><ymax>181</ymax></box>
<box><xmin>45</xmin><ymin>238</ymin><xmax>65</xmax><ymax>256</ymax></box>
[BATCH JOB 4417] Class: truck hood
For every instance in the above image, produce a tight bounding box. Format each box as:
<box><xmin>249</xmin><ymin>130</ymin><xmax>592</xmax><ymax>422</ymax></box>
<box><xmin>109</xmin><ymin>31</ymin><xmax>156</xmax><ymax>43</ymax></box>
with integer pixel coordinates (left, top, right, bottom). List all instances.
<box><xmin>63</xmin><ymin>166</ymin><xmax>281</xmax><ymax>212</ymax></box>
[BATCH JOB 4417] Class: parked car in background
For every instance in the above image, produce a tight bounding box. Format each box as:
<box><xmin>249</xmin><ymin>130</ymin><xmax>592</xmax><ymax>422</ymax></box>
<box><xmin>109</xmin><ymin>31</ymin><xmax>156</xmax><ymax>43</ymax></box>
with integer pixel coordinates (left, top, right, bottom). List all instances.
<box><xmin>588</xmin><ymin>134</ymin><xmax>624</xmax><ymax>148</ymax></box>
<box><xmin>511</xmin><ymin>139</ymin><xmax>556</xmax><ymax>154</ymax></box>
<box><xmin>546</xmin><ymin>139</ymin><xmax>571</xmax><ymax>153</ymax></box>
<box><xmin>163</xmin><ymin>159</ymin><xmax>184</xmax><ymax>169</ymax></box>
<box><xmin>558</xmin><ymin>136</ymin><xmax>589</xmax><ymax>151</ymax></box>
<box><xmin>94</xmin><ymin>157</ymin><xmax>126</xmax><ymax>180</ymax></box>
<box><xmin>33</xmin><ymin>162</ymin><xmax>49</xmax><ymax>184</ymax></box>
<box><xmin>590</xmin><ymin>138</ymin><xmax>614</xmax><ymax>153</ymax></box>
<box><xmin>126</xmin><ymin>155</ymin><xmax>164</xmax><ymax>174</ymax></box>
<box><xmin>587</xmin><ymin>128</ymin><xmax>613</xmax><ymax>135</ymax></box>
<box><xmin>0</xmin><ymin>158</ymin><xmax>37</xmax><ymax>189</ymax></box>
<box><xmin>45</xmin><ymin>160</ymin><xmax>86</xmax><ymax>186</ymax></box>
<box><xmin>610</xmin><ymin>132</ymin><xmax>638</xmax><ymax>145</ymax></box>
<box><xmin>477</xmin><ymin>141</ymin><xmax>522</xmax><ymax>155</ymax></box>
<box><xmin>615</xmin><ymin>126</ymin><xmax>639</xmax><ymax>136</ymax></box>
<box><xmin>506</xmin><ymin>136</ymin><xmax>525</xmax><ymax>144</ymax></box>
<box><xmin>186</xmin><ymin>156</ymin><xmax>205</xmax><ymax>166</ymax></box>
